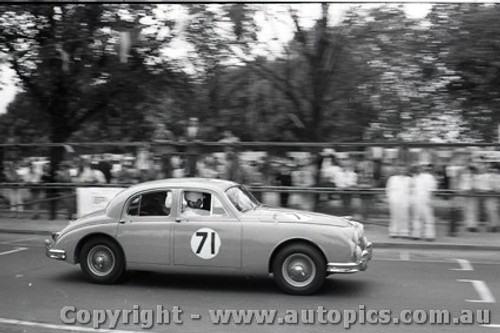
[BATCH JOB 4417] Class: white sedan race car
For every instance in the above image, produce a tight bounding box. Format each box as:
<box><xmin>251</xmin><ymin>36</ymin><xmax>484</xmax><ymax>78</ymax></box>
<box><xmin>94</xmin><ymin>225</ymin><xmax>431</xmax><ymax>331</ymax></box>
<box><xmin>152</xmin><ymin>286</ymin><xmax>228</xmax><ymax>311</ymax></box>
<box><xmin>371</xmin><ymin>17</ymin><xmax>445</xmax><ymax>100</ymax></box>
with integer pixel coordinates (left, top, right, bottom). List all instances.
<box><xmin>45</xmin><ymin>178</ymin><xmax>372</xmax><ymax>295</ymax></box>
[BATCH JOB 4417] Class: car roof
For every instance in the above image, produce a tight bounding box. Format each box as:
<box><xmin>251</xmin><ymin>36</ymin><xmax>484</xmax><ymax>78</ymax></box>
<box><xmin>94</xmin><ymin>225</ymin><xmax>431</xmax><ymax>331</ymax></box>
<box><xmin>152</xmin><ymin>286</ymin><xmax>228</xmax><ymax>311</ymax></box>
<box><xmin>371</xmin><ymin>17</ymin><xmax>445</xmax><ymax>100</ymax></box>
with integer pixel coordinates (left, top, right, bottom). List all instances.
<box><xmin>144</xmin><ymin>177</ymin><xmax>236</xmax><ymax>189</ymax></box>
<box><xmin>106</xmin><ymin>178</ymin><xmax>239</xmax><ymax>218</ymax></box>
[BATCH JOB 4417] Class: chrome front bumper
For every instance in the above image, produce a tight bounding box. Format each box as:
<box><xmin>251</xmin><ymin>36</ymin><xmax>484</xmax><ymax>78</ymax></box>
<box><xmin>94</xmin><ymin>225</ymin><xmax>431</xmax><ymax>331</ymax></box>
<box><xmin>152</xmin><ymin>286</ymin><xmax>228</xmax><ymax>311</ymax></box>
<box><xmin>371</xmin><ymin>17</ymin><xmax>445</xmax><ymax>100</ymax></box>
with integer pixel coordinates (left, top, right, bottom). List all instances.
<box><xmin>327</xmin><ymin>242</ymin><xmax>373</xmax><ymax>274</ymax></box>
<box><xmin>44</xmin><ymin>239</ymin><xmax>66</xmax><ymax>261</ymax></box>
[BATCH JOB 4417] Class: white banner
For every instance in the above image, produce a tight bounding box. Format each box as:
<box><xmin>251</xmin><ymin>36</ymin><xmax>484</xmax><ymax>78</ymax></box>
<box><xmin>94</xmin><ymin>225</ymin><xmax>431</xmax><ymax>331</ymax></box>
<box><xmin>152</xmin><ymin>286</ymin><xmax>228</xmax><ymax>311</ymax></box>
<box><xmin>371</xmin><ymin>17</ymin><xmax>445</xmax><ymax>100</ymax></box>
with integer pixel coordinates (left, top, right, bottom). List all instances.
<box><xmin>76</xmin><ymin>187</ymin><xmax>126</xmax><ymax>218</ymax></box>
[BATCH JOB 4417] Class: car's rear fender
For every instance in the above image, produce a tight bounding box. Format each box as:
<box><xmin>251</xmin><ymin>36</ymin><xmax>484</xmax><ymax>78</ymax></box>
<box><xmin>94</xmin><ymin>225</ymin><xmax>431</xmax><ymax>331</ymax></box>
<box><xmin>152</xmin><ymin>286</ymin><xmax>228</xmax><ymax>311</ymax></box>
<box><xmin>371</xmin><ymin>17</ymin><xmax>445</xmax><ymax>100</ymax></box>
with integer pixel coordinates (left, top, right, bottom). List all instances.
<box><xmin>53</xmin><ymin>224</ymin><xmax>119</xmax><ymax>264</ymax></box>
<box><xmin>73</xmin><ymin>233</ymin><xmax>126</xmax><ymax>265</ymax></box>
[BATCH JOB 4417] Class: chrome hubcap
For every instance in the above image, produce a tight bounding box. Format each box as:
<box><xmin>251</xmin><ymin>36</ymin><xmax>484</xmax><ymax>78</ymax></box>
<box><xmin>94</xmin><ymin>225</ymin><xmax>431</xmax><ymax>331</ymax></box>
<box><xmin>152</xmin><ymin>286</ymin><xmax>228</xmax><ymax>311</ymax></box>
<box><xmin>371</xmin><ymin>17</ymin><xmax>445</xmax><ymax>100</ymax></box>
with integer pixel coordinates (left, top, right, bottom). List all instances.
<box><xmin>87</xmin><ymin>245</ymin><xmax>115</xmax><ymax>277</ymax></box>
<box><xmin>282</xmin><ymin>253</ymin><xmax>316</xmax><ymax>287</ymax></box>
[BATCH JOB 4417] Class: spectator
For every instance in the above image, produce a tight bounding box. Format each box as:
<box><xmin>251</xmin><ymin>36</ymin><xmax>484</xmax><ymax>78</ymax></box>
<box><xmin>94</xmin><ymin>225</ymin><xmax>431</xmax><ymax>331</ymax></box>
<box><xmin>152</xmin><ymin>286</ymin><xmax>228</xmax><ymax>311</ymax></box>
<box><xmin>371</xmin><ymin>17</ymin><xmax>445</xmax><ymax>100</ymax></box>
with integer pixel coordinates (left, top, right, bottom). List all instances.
<box><xmin>334</xmin><ymin>155</ymin><xmax>358</xmax><ymax>216</ymax></box>
<box><xmin>243</xmin><ymin>160</ymin><xmax>265</xmax><ymax>202</ymax></box>
<box><xmin>319</xmin><ymin>149</ymin><xmax>341</xmax><ymax>187</ymax></box>
<box><xmin>223</xmin><ymin>151</ymin><xmax>245</xmax><ymax>183</ymax></box>
<box><xmin>219</xmin><ymin>130</ymin><xmax>240</xmax><ymax>145</ymax></box>
<box><xmin>185</xmin><ymin>117</ymin><xmax>200</xmax><ymax>141</ymax></box>
<box><xmin>275</xmin><ymin>161</ymin><xmax>293</xmax><ymax>208</ymax></box>
<box><xmin>477</xmin><ymin>162</ymin><xmax>500</xmax><ymax>232</ymax></box>
<box><xmin>290</xmin><ymin>160</ymin><xmax>315</xmax><ymax>211</ymax></box>
<box><xmin>152</xmin><ymin>123</ymin><xmax>176</xmax><ymax>178</ymax></box>
<box><xmin>24</xmin><ymin>162</ymin><xmax>42</xmax><ymax>219</ymax></box>
<box><xmin>55</xmin><ymin>161</ymin><xmax>76</xmax><ymax>219</ymax></box>
<box><xmin>115</xmin><ymin>161</ymin><xmax>138</xmax><ymax>184</ymax></box>
<box><xmin>96</xmin><ymin>156</ymin><xmax>113</xmax><ymax>184</ymax></box>
<box><xmin>198</xmin><ymin>155</ymin><xmax>219</xmax><ymax>179</ymax></box>
<box><xmin>458</xmin><ymin>165</ymin><xmax>478</xmax><ymax>232</ymax></box>
<box><xmin>486</xmin><ymin>163</ymin><xmax>500</xmax><ymax>232</ymax></box>
<box><xmin>135</xmin><ymin>144</ymin><xmax>154</xmax><ymax>182</ymax></box>
<box><xmin>356</xmin><ymin>158</ymin><xmax>376</xmax><ymax>221</ymax></box>
<box><xmin>4</xmin><ymin>162</ymin><xmax>23</xmax><ymax>218</ymax></box>
<box><xmin>77</xmin><ymin>158</ymin><xmax>106</xmax><ymax>184</ymax></box>
<box><xmin>184</xmin><ymin>117</ymin><xmax>202</xmax><ymax>176</ymax></box>
<box><xmin>171</xmin><ymin>156</ymin><xmax>185</xmax><ymax>178</ymax></box>
<box><xmin>386</xmin><ymin>164</ymin><xmax>412</xmax><ymax>238</ymax></box>
<box><xmin>318</xmin><ymin>149</ymin><xmax>342</xmax><ymax>203</ymax></box>
<box><xmin>411</xmin><ymin>163</ymin><xmax>438</xmax><ymax>241</ymax></box>
<box><xmin>218</xmin><ymin>130</ymin><xmax>240</xmax><ymax>155</ymax></box>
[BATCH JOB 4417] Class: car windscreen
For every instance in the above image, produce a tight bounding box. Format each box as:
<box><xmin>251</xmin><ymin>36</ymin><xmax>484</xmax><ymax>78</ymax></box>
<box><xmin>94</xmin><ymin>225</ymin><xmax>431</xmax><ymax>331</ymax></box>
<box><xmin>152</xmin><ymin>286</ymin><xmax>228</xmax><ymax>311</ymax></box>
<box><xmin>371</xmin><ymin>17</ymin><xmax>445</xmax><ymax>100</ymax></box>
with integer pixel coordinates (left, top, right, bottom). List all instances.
<box><xmin>225</xmin><ymin>185</ymin><xmax>259</xmax><ymax>212</ymax></box>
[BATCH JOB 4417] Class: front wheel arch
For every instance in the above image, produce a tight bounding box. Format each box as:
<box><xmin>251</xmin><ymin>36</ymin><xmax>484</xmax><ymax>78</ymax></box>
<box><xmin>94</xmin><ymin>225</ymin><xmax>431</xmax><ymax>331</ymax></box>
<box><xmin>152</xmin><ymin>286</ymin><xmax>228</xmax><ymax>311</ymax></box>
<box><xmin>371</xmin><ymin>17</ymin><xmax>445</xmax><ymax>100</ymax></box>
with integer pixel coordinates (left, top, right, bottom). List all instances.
<box><xmin>268</xmin><ymin>239</ymin><xmax>327</xmax><ymax>274</ymax></box>
<box><xmin>271</xmin><ymin>242</ymin><xmax>327</xmax><ymax>295</ymax></box>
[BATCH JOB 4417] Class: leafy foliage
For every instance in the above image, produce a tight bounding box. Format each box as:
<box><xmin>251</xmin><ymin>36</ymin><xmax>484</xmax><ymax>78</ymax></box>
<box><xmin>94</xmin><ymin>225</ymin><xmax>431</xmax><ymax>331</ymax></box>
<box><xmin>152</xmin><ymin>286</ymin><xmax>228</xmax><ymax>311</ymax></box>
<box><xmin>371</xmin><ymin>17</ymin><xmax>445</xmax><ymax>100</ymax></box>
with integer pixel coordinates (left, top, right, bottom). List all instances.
<box><xmin>2</xmin><ymin>3</ymin><xmax>500</xmax><ymax>148</ymax></box>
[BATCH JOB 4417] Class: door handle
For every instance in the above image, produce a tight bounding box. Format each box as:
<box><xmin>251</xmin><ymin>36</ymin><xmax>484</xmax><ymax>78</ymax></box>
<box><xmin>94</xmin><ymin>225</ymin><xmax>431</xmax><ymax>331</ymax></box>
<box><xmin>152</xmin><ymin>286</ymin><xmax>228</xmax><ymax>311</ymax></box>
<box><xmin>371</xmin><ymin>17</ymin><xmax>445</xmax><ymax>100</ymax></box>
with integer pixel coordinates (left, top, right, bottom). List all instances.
<box><xmin>119</xmin><ymin>220</ymin><xmax>126</xmax><ymax>224</ymax></box>
<box><xmin>175</xmin><ymin>218</ymin><xmax>184</xmax><ymax>223</ymax></box>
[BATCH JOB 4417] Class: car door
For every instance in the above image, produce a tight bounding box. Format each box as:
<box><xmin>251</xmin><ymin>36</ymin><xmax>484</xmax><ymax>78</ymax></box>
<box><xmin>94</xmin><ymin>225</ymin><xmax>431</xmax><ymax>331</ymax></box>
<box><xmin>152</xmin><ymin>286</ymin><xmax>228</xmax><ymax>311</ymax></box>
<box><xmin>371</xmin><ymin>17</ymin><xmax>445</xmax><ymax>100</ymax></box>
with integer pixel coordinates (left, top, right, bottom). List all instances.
<box><xmin>116</xmin><ymin>190</ymin><xmax>174</xmax><ymax>265</ymax></box>
<box><xmin>173</xmin><ymin>189</ymin><xmax>242</xmax><ymax>268</ymax></box>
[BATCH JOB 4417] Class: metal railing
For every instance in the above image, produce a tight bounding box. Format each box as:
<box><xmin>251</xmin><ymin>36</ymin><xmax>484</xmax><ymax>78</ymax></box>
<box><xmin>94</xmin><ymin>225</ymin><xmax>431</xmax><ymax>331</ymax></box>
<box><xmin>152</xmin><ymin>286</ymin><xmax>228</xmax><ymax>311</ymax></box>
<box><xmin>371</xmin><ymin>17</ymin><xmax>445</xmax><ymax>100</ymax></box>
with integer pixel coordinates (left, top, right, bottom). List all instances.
<box><xmin>0</xmin><ymin>182</ymin><xmax>498</xmax><ymax>236</ymax></box>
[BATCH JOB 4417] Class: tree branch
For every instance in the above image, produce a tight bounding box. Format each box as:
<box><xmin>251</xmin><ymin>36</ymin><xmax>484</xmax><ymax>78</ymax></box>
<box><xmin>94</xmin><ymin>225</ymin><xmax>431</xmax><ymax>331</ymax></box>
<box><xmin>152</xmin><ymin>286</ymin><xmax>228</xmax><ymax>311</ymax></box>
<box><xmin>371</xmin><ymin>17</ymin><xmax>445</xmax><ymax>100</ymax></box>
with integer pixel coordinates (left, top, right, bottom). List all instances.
<box><xmin>6</xmin><ymin>43</ymin><xmax>49</xmax><ymax>108</ymax></box>
<box><xmin>251</xmin><ymin>61</ymin><xmax>306</xmax><ymax>125</ymax></box>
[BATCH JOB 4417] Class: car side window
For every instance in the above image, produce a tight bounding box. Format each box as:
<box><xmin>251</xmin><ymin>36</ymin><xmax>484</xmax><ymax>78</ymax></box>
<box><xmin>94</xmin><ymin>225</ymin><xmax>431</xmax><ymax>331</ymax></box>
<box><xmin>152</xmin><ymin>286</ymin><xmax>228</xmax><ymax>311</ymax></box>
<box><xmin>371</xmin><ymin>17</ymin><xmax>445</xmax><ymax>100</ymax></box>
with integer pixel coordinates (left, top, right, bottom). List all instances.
<box><xmin>181</xmin><ymin>190</ymin><xmax>228</xmax><ymax>217</ymax></box>
<box><xmin>181</xmin><ymin>191</ymin><xmax>211</xmax><ymax>217</ymax></box>
<box><xmin>127</xmin><ymin>191</ymin><xmax>172</xmax><ymax>217</ymax></box>
<box><xmin>212</xmin><ymin>196</ymin><xmax>228</xmax><ymax>217</ymax></box>
<box><xmin>127</xmin><ymin>196</ymin><xmax>140</xmax><ymax>216</ymax></box>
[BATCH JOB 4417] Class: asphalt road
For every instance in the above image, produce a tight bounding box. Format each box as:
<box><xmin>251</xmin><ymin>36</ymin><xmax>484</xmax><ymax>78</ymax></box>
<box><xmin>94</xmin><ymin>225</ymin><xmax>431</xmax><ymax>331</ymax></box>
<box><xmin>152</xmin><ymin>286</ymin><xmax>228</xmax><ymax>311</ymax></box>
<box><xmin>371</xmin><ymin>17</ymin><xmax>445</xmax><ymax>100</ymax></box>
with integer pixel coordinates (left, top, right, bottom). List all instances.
<box><xmin>0</xmin><ymin>234</ymin><xmax>498</xmax><ymax>333</ymax></box>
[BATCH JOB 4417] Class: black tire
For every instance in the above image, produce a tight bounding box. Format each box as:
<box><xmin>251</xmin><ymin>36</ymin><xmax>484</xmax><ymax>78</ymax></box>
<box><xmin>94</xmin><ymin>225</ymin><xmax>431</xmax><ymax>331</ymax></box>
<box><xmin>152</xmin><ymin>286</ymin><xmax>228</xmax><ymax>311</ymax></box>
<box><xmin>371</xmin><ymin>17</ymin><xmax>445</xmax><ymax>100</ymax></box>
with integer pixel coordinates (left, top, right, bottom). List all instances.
<box><xmin>79</xmin><ymin>237</ymin><xmax>125</xmax><ymax>284</ymax></box>
<box><xmin>272</xmin><ymin>244</ymin><xmax>326</xmax><ymax>295</ymax></box>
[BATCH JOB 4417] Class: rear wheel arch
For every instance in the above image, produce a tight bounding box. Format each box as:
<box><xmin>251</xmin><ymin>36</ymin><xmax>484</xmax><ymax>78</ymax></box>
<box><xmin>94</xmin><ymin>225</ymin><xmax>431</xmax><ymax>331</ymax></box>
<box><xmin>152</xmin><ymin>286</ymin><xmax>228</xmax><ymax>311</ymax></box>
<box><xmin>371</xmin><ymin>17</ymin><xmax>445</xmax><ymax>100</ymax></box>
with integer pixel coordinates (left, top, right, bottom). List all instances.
<box><xmin>75</xmin><ymin>233</ymin><xmax>125</xmax><ymax>264</ymax></box>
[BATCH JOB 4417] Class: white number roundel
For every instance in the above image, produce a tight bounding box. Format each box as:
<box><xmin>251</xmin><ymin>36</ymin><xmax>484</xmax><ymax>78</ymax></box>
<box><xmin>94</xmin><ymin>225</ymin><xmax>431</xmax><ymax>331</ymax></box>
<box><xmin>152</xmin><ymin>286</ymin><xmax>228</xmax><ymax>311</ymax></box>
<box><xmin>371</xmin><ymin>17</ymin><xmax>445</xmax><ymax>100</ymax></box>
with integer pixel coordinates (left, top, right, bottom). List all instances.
<box><xmin>190</xmin><ymin>228</ymin><xmax>221</xmax><ymax>259</ymax></box>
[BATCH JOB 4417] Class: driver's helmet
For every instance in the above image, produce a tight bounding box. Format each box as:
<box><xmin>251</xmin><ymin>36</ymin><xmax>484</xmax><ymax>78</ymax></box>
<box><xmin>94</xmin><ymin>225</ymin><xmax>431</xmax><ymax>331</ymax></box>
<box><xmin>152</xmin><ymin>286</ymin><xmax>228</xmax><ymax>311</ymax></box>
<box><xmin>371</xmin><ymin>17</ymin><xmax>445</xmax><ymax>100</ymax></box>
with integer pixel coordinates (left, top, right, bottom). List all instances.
<box><xmin>185</xmin><ymin>191</ymin><xmax>203</xmax><ymax>208</ymax></box>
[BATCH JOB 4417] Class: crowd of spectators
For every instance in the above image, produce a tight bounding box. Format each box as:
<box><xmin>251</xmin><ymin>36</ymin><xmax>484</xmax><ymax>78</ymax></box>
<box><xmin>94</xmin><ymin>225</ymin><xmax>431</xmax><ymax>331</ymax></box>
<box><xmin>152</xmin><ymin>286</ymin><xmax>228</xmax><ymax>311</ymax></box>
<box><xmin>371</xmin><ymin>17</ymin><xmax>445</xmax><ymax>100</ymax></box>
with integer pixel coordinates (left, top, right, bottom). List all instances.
<box><xmin>1</xmin><ymin>139</ymin><xmax>500</xmax><ymax>237</ymax></box>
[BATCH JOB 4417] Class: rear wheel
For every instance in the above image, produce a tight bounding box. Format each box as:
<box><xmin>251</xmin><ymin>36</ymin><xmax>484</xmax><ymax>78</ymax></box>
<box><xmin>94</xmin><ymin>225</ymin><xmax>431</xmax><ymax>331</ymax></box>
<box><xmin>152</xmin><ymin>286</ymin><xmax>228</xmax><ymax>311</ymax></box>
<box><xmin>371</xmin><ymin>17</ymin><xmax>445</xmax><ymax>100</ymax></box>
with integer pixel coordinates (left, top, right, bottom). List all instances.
<box><xmin>272</xmin><ymin>244</ymin><xmax>326</xmax><ymax>295</ymax></box>
<box><xmin>80</xmin><ymin>237</ymin><xmax>125</xmax><ymax>284</ymax></box>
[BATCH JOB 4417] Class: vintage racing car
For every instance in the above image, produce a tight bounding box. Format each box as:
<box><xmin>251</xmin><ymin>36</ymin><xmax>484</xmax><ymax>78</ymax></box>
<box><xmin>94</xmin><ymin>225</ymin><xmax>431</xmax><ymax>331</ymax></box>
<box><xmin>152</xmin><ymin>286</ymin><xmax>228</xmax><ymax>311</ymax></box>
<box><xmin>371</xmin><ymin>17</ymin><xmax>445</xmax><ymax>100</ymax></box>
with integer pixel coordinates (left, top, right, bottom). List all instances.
<box><xmin>45</xmin><ymin>178</ymin><xmax>372</xmax><ymax>295</ymax></box>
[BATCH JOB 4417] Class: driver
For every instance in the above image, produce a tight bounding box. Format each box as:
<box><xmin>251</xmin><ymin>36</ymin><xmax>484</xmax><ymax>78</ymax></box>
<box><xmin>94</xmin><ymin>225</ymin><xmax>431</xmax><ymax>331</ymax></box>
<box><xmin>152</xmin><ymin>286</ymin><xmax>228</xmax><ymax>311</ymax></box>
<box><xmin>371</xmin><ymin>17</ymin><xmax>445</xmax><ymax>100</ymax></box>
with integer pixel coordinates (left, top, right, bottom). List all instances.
<box><xmin>183</xmin><ymin>191</ymin><xmax>210</xmax><ymax>216</ymax></box>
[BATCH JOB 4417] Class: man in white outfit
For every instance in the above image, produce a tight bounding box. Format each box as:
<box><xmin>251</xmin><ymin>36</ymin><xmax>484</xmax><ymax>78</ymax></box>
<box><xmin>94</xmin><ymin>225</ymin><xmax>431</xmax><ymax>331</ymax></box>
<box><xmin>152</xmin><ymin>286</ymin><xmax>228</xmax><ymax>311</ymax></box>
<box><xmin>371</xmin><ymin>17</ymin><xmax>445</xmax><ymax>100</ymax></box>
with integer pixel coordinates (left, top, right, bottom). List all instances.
<box><xmin>386</xmin><ymin>164</ymin><xmax>412</xmax><ymax>238</ymax></box>
<box><xmin>412</xmin><ymin>163</ymin><xmax>438</xmax><ymax>240</ymax></box>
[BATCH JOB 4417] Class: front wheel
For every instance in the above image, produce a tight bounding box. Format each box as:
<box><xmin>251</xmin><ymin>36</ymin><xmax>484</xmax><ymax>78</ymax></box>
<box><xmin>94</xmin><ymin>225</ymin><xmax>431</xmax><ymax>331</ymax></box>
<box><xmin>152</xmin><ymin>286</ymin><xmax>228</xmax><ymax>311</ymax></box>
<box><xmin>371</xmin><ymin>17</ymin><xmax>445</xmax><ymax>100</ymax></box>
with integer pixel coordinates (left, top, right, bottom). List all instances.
<box><xmin>80</xmin><ymin>237</ymin><xmax>125</xmax><ymax>284</ymax></box>
<box><xmin>272</xmin><ymin>244</ymin><xmax>326</xmax><ymax>295</ymax></box>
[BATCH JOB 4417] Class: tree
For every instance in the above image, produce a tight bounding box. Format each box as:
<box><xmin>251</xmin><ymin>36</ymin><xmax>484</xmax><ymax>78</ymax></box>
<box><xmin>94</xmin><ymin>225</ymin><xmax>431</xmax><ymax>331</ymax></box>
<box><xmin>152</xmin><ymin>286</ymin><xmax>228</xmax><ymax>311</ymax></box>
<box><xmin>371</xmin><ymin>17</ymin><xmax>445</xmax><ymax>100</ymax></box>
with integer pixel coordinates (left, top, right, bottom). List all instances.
<box><xmin>181</xmin><ymin>4</ymin><xmax>258</xmax><ymax>137</ymax></box>
<box><xmin>0</xmin><ymin>4</ymin><xmax>184</xmax><ymax>176</ymax></box>
<box><xmin>245</xmin><ymin>4</ymin><xmax>379</xmax><ymax>142</ymax></box>
<box><xmin>427</xmin><ymin>4</ymin><xmax>500</xmax><ymax>141</ymax></box>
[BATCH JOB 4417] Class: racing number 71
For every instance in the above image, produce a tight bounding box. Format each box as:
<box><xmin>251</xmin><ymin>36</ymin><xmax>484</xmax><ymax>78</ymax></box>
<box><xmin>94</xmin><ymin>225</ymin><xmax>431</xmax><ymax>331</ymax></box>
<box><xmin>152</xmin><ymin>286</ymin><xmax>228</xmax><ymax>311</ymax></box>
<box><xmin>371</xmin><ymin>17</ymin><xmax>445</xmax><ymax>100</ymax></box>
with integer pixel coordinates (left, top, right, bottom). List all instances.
<box><xmin>195</xmin><ymin>231</ymin><xmax>216</xmax><ymax>255</ymax></box>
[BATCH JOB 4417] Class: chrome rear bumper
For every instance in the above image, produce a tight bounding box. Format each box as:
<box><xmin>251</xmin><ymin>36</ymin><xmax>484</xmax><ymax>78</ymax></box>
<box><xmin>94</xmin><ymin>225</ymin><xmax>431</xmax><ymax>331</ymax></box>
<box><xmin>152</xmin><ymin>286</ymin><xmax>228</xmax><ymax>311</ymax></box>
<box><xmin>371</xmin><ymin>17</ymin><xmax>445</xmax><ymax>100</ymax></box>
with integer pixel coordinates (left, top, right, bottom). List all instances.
<box><xmin>327</xmin><ymin>242</ymin><xmax>373</xmax><ymax>274</ymax></box>
<box><xmin>44</xmin><ymin>239</ymin><xmax>66</xmax><ymax>261</ymax></box>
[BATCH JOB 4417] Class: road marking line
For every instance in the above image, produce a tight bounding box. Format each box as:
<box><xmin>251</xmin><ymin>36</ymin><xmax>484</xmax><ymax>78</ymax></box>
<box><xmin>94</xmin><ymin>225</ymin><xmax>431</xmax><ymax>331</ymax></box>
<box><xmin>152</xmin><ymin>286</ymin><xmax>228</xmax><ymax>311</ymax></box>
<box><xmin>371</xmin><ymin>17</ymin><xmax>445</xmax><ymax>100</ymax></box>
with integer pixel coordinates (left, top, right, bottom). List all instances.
<box><xmin>482</xmin><ymin>324</ymin><xmax>500</xmax><ymax>328</ymax></box>
<box><xmin>450</xmin><ymin>259</ymin><xmax>474</xmax><ymax>271</ymax></box>
<box><xmin>0</xmin><ymin>247</ymin><xmax>28</xmax><ymax>256</ymax></box>
<box><xmin>399</xmin><ymin>251</ymin><xmax>410</xmax><ymax>261</ymax></box>
<box><xmin>0</xmin><ymin>237</ymin><xmax>39</xmax><ymax>245</ymax></box>
<box><xmin>374</xmin><ymin>258</ymin><xmax>500</xmax><ymax>264</ymax></box>
<box><xmin>0</xmin><ymin>317</ymin><xmax>152</xmax><ymax>333</ymax></box>
<box><xmin>457</xmin><ymin>279</ymin><xmax>496</xmax><ymax>303</ymax></box>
